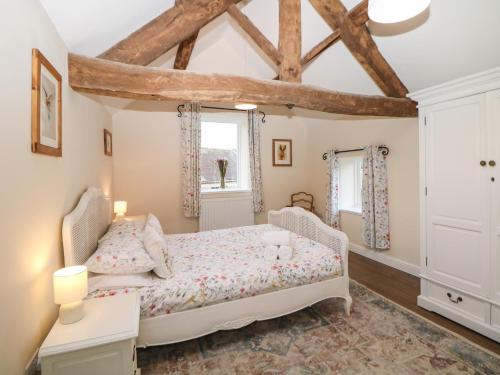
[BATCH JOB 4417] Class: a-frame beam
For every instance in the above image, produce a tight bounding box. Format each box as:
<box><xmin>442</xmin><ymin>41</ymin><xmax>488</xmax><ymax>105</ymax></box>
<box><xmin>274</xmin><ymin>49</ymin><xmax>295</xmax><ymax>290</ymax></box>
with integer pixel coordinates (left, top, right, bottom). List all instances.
<box><xmin>227</xmin><ymin>4</ymin><xmax>281</xmax><ymax>66</ymax></box>
<box><xmin>279</xmin><ymin>0</ymin><xmax>302</xmax><ymax>82</ymax></box>
<box><xmin>99</xmin><ymin>0</ymin><xmax>241</xmax><ymax>66</ymax></box>
<box><xmin>309</xmin><ymin>0</ymin><xmax>408</xmax><ymax>97</ymax></box>
<box><xmin>69</xmin><ymin>54</ymin><xmax>417</xmax><ymax>117</ymax></box>
<box><xmin>174</xmin><ymin>31</ymin><xmax>199</xmax><ymax>70</ymax></box>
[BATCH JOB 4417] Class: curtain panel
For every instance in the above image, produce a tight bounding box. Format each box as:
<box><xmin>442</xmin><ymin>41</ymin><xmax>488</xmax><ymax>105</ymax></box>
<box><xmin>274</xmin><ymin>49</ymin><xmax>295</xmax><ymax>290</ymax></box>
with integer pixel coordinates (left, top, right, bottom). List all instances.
<box><xmin>324</xmin><ymin>149</ymin><xmax>340</xmax><ymax>229</ymax></box>
<box><xmin>181</xmin><ymin>102</ymin><xmax>202</xmax><ymax>218</ymax></box>
<box><xmin>361</xmin><ymin>146</ymin><xmax>390</xmax><ymax>249</ymax></box>
<box><xmin>248</xmin><ymin>110</ymin><xmax>264</xmax><ymax>213</ymax></box>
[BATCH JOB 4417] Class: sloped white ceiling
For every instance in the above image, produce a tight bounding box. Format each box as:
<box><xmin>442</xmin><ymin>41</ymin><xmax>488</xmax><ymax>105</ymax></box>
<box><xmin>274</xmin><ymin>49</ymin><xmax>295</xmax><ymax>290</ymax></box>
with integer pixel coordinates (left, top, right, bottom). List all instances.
<box><xmin>40</xmin><ymin>0</ymin><xmax>500</xmax><ymax>99</ymax></box>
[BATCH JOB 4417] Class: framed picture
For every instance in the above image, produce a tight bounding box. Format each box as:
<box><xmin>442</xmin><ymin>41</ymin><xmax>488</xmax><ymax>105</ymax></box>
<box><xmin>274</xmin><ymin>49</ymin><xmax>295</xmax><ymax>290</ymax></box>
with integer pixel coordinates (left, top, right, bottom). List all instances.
<box><xmin>104</xmin><ymin>129</ymin><xmax>112</xmax><ymax>156</ymax></box>
<box><xmin>272</xmin><ymin>139</ymin><xmax>292</xmax><ymax>167</ymax></box>
<box><xmin>31</xmin><ymin>49</ymin><xmax>62</xmax><ymax>156</ymax></box>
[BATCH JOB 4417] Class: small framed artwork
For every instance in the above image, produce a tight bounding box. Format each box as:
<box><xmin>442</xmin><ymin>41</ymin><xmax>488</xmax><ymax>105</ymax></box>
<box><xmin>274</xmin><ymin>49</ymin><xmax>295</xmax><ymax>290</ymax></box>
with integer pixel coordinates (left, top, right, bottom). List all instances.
<box><xmin>272</xmin><ymin>139</ymin><xmax>292</xmax><ymax>167</ymax></box>
<box><xmin>104</xmin><ymin>129</ymin><xmax>112</xmax><ymax>156</ymax></box>
<box><xmin>31</xmin><ymin>49</ymin><xmax>62</xmax><ymax>156</ymax></box>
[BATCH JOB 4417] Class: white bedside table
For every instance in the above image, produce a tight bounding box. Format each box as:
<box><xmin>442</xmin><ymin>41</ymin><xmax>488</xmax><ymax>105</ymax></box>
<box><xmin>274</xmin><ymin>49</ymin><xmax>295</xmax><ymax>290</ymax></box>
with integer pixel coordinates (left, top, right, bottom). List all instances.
<box><xmin>39</xmin><ymin>292</ymin><xmax>141</xmax><ymax>375</ymax></box>
<box><xmin>114</xmin><ymin>215</ymin><xmax>146</xmax><ymax>223</ymax></box>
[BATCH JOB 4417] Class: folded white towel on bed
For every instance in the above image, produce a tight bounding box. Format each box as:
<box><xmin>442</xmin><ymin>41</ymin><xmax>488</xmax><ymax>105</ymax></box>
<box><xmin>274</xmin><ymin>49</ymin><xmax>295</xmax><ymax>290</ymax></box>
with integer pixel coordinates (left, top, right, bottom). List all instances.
<box><xmin>277</xmin><ymin>245</ymin><xmax>293</xmax><ymax>263</ymax></box>
<box><xmin>262</xmin><ymin>231</ymin><xmax>291</xmax><ymax>246</ymax></box>
<box><xmin>264</xmin><ymin>245</ymin><xmax>279</xmax><ymax>262</ymax></box>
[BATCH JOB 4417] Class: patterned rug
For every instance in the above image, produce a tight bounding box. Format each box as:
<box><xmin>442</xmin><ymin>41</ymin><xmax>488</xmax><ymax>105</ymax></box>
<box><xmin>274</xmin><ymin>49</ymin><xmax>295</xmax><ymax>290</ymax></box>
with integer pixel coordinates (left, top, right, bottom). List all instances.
<box><xmin>137</xmin><ymin>281</ymin><xmax>500</xmax><ymax>374</ymax></box>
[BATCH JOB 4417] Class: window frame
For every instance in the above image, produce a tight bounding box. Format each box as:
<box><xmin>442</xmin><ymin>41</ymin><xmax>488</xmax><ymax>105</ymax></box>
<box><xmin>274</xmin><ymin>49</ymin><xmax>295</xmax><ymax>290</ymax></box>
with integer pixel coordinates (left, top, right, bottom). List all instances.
<box><xmin>199</xmin><ymin>113</ymin><xmax>250</xmax><ymax>193</ymax></box>
<box><xmin>339</xmin><ymin>155</ymin><xmax>363</xmax><ymax>215</ymax></box>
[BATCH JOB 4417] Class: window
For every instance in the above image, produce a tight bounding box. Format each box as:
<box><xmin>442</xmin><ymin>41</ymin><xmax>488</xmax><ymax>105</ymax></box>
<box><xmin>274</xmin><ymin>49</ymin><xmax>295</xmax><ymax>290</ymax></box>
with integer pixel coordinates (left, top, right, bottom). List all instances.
<box><xmin>339</xmin><ymin>156</ymin><xmax>363</xmax><ymax>214</ymax></box>
<box><xmin>200</xmin><ymin>116</ymin><xmax>249</xmax><ymax>191</ymax></box>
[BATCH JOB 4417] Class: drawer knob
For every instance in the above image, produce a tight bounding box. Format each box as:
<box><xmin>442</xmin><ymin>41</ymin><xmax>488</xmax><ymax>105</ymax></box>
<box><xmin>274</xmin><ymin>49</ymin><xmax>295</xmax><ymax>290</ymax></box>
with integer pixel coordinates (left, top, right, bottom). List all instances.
<box><xmin>480</xmin><ymin>160</ymin><xmax>487</xmax><ymax>166</ymax></box>
<box><xmin>489</xmin><ymin>160</ymin><xmax>496</xmax><ymax>167</ymax></box>
<box><xmin>446</xmin><ymin>292</ymin><xmax>463</xmax><ymax>304</ymax></box>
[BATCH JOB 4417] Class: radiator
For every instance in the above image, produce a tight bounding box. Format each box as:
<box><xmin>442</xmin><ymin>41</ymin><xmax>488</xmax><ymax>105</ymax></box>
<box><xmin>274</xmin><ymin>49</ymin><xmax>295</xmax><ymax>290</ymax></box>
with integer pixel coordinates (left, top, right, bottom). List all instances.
<box><xmin>199</xmin><ymin>192</ymin><xmax>254</xmax><ymax>231</ymax></box>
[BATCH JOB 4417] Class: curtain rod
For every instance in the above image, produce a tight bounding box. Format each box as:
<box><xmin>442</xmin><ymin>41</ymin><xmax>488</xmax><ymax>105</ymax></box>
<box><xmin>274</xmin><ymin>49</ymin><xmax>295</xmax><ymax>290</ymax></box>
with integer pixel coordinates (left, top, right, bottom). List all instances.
<box><xmin>177</xmin><ymin>104</ymin><xmax>266</xmax><ymax>123</ymax></box>
<box><xmin>322</xmin><ymin>146</ymin><xmax>389</xmax><ymax>160</ymax></box>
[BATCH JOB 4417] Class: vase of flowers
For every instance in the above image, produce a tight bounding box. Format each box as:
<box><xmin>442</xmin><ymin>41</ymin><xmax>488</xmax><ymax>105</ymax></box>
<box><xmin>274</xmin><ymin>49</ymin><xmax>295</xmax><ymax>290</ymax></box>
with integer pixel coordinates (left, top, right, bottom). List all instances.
<box><xmin>216</xmin><ymin>158</ymin><xmax>228</xmax><ymax>189</ymax></box>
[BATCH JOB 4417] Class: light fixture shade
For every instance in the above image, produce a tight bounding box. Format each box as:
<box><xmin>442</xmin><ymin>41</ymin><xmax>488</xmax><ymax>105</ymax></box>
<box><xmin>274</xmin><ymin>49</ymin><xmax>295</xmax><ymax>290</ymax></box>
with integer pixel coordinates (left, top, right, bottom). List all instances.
<box><xmin>368</xmin><ymin>0</ymin><xmax>430</xmax><ymax>23</ymax></box>
<box><xmin>113</xmin><ymin>200</ymin><xmax>127</xmax><ymax>215</ymax></box>
<box><xmin>235</xmin><ymin>103</ymin><xmax>257</xmax><ymax>110</ymax></box>
<box><xmin>53</xmin><ymin>266</ymin><xmax>88</xmax><ymax>305</ymax></box>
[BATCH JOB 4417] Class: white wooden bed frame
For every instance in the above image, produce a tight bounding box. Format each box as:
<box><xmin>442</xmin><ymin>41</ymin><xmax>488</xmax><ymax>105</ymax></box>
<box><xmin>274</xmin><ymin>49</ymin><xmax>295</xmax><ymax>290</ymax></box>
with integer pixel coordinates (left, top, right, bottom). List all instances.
<box><xmin>63</xmin><ymin>187</ymin><xmax>351</xmax><ymax>347</ymax></box>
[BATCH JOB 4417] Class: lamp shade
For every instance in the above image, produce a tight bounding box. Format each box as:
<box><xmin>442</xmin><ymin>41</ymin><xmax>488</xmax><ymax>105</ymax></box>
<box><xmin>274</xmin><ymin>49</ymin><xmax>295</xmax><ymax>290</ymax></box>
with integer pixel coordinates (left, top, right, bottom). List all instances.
<box><xmin>53</xmin><ymin>266</ymin><xmax>88</xmax><ymax>305</ymax></box>
<box><xmin>368</xmin><ymin>0</ymin><xmax>430</xmax><ymax>24</ymax></box>
<box><xmin>114</xmin><ymin>200</ymin><xmax>127</xmax><ymax>215</ymax></box>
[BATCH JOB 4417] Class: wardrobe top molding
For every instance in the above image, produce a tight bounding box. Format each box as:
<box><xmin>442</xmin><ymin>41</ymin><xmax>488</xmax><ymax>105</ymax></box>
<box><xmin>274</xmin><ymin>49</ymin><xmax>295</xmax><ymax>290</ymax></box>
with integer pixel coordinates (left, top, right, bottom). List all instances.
<box><xmin>408</xmin><ymin>66</ymin><xmax>500</xmax><ymax>107</ymax></box>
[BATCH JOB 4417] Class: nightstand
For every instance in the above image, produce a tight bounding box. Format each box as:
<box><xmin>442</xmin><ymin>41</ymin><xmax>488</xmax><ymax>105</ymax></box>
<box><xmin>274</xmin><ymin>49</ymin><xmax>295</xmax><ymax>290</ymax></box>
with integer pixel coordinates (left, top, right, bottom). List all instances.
<box><xmin>39</xmin><ymin>292</ymin><xmax>141</xmax><ymax>375</ymax></box>
<box><xmin>114</xmin><ymin>215</ymin><xmax>147</xmax><ymax>223</ymax></box>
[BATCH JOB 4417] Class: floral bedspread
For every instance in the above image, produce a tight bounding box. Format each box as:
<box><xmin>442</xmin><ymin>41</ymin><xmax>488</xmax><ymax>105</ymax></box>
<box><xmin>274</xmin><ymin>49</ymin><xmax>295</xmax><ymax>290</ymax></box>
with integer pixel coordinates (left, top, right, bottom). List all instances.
<box><xmin>87</xmin><ymin>224</ymin><xmax>344</xmax><ymax>318</ymax></box>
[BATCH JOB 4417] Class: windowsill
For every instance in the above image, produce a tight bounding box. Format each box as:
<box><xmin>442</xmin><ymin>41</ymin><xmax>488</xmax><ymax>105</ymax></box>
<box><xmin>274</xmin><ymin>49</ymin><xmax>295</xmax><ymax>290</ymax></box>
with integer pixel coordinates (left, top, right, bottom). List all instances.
<box><xmin>201</xmin><ymin>188</ymin><xmax>252</xmax><ymax>198</ymax></box>
<box><xmin>340</xmin><ymin>208</ymin><xmax>362</xmax><ymax>216</ymax></box>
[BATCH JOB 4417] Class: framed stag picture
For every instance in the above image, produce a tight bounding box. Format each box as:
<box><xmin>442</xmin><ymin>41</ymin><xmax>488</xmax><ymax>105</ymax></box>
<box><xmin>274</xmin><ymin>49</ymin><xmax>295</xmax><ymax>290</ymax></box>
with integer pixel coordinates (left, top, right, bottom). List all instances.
<box><xmin>272</xmin><ymin>139</ymin><xmax>292</xmax><ymax>167</ymax></box>
<box><xmin>31</xmin><ymin>49</ymin><xmax>62</xmax><ymax>156</ymax></box>
<box><xmin>104</xmin><ymin>129</ymin><xmax>112</xmax><ymax>156</ymax></box>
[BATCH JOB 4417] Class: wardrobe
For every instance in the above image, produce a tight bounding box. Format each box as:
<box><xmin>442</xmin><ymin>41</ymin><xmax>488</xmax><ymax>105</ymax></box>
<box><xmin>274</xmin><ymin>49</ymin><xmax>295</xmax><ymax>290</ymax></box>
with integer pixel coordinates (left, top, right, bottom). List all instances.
<box><xmin>410</xmin><ymin>67</ymin><xmax>500</xmax><ymax>342</ymax></box>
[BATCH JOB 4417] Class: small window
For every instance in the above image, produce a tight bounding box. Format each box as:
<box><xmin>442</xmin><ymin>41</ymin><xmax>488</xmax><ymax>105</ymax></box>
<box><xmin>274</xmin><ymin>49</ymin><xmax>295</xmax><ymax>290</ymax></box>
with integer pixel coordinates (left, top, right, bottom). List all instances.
<box><xmin>200</xmin><ymin>117</ymin><xmax>249</xmax><ymax>191</ymax></box>
<box><xmin>339</xmin><ymin>156</ymin><xmax>363</xmax><ymax>214</ymax></box>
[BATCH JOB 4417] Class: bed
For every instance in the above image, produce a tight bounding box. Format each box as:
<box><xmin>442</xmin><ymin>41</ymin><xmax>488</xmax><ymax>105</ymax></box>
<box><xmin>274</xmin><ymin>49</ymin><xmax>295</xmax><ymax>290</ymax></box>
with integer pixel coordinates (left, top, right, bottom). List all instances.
<box><xmin>63</xmin><ymin>187</ymin><xmax>351</xmax><ymax>348</ymax></box>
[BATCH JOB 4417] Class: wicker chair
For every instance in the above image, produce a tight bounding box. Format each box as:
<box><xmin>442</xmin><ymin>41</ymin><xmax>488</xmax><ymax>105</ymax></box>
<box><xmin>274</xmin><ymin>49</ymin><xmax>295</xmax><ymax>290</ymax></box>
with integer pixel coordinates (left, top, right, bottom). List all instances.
<box><xmin>287</xmin><ymin>192</ymin><xmax>315</xmax><ymax>213</ymax></box>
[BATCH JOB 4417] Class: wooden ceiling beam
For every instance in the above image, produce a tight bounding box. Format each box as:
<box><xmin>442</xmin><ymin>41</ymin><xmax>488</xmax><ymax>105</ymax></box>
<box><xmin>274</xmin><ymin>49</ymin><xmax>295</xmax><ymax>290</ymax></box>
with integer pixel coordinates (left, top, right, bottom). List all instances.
<box><xmin>276</xmin><ymin>1</ymin><xmax>367</xmax><ymax>79</ymax></box>
<box><xmin>69</xmin><ymin>54</ymin><xmax>417</xmax><ymax>117</ymax></box>
<box><xmin>99</xmin><ymin>0</ymin><xmax>241</xmax><ymax>66</ymax></box>
<box><xmin>279</xmin><ymin>0</ymin><xmax>302</xmax><ymax>82</ymax></box>
<box><xmin>227</xmin><ymin>4</ymin><xmax>281</xmax><ymax>67</ymax></box>
<box><xmin>308</xmin><ymin>0</ymin><xmax>408</xmax><ymax>97</ymax></box>
<box><xmin>173</xmin><ymin>32</ymin><xmax>199</xmax><ymax>70</ymax></box>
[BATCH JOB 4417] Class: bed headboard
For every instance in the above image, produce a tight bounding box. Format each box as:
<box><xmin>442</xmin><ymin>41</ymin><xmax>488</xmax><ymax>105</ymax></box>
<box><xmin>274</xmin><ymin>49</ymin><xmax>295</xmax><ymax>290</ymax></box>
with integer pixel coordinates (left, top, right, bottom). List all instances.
<box><xmin>62</xmin><ymin>187</ymin><xmax>111</xmax><ymax>266</ymax></box>
<box><xmin>268</xmin><ymin>207</ymin><xmax>349</xmax><ymax>259</ymax></box>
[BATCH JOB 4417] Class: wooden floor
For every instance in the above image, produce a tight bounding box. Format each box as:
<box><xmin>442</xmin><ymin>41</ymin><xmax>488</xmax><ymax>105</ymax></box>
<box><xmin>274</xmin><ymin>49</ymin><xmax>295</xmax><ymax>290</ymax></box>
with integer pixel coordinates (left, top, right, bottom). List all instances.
<box><xmin>348</xmin><ymin>252</ymin><xmax>500</xmax><ymax>355</ymax></box>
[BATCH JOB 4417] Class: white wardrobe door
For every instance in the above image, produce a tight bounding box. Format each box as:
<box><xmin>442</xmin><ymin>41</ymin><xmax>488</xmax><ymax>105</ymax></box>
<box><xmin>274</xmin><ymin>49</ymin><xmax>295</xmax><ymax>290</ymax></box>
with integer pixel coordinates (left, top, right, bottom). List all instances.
<box><xmin>426</xmin><ymin>94</ymin><xmax>489</xmax><ymax>296</ymax></box>
<box><xmin>487</xmin><ymin>89</ymin><xmax>500</xmax><ymax>302</ymax></box>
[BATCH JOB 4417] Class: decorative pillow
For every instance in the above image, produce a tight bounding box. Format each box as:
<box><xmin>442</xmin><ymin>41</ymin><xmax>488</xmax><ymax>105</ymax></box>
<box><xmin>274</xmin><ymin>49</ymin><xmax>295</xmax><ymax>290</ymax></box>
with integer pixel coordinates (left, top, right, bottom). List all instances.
<box><xmin>85</xmin><ymin>235</ymin><xmax>155</xmax><ymax>274</ymax></box>
<box><xmin>146</xmin><ymin>213</ymin><xmax>164</xmax><ymax>237</ymax></box>
<box><xmin>143</xmin><ymin>224</ymin><xmax>173</xmax><ymax>279</ymax></box>
<box><xmin>88</xmin><ymin>272</ymin><xmax>154</xmax><ymax>292</ymax></box>
<box><xmin>98</xmin><ymin>219</ymin><xmax>145</xmax><ymax>244</ymax></box>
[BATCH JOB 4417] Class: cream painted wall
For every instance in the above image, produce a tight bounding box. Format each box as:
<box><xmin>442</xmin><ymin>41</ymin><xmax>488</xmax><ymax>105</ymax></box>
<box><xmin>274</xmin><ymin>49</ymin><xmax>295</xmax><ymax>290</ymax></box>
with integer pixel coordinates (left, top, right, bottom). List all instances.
<box><xmin>308</xmin><ymin>118</ymin><xmax>420</xmax><ymax>265</ymax></box>
<box><xmin>0</xmin><ymin>1</ymin><xmax>113</xmax><ymax>373</ymax></box>
<box><xmin>112</xmin><ymin>104</ymin><xmax>311</xmax><ymax>232</ymax></box>
<box><xmin>112</xmin><ymin>106</ymin><xmax>419</xmax><ymax>268</ymax></box>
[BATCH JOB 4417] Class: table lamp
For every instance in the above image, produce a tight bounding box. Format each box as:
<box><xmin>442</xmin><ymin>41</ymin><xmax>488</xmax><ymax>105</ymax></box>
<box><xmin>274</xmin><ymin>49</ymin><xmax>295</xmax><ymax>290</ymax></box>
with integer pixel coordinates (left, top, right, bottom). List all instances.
<box><xmin>114</xmin><ymin>201</ymin><xmax>127</xmax><ymax>218</ymax></box>
<box><xmin>53</xmin><ymin>266</ymin><xmax>88</xmax><ymax>324</ymax></box>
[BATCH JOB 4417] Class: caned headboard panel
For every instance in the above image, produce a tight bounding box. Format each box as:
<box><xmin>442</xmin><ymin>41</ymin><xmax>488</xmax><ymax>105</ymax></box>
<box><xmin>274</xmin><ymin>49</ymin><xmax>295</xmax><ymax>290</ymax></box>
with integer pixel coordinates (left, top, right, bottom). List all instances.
<box><xmin>62</xmin><ymin>187</ymin><xmax>111</xmax><ymax>266</ymax></box>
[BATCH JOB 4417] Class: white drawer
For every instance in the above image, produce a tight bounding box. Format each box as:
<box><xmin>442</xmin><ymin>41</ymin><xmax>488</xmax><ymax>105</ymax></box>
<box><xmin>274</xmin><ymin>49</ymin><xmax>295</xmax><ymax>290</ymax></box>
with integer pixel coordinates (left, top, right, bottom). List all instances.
<box><xmin>427</xmin><ymin>282</ymin><xmax>488</xmax><ymax>322</ymax></box>
<box><xmin>492</xmin><ymin>304</ymin><xmax>500</xmax><ymax>329</ymax></box>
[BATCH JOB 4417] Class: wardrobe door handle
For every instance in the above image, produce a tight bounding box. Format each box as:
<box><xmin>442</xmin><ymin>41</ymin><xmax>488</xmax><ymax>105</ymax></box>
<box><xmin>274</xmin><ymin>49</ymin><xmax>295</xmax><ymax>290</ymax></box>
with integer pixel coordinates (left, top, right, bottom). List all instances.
<box><xmin>489</xmin><ymin>160</ymin><xmax>496</xmax><ymax>167</ymax></box>
<box><xmin>480</xmin><ymin>160</ymin><xmax>487</xmax><ymax>166</ymax></box>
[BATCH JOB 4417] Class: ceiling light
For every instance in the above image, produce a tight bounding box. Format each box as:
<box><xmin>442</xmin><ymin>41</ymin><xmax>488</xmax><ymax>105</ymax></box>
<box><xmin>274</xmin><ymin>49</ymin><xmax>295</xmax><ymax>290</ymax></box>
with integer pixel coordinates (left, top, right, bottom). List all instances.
<box><xmin>235</xmin><ymin>103</ymin><xmax>257</xmax><ymax>110</ymax></box>
<box><xmin>368</xmin><ymin>0</ymin><xmax>430</xmax><ymax>24</ymax></box>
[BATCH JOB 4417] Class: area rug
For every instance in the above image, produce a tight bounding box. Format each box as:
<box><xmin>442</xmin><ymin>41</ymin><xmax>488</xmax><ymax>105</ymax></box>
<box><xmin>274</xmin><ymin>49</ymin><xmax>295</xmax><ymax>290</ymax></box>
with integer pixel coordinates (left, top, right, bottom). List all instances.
<box><xmin>137</xmin><ymin>281</ymin><xmax>500</xmax><ymax>374</ymax></box>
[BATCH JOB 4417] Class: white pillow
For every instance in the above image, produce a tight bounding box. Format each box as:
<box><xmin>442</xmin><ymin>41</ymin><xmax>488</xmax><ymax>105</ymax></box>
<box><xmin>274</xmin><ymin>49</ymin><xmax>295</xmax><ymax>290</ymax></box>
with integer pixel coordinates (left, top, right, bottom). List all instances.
<box><xmin>143</xmin><ymin>224</ymin><xmax>173</xmax><ymax>279</ymax></box>
<box><xmin>88</xmin><ymin>272</ymin><xmax>154</xmax><ymax>292</ymax></box>
<box><xmin>146</xmin><ymin>213</ymin><xmax>164</xmax><ymax>236</ymax></box>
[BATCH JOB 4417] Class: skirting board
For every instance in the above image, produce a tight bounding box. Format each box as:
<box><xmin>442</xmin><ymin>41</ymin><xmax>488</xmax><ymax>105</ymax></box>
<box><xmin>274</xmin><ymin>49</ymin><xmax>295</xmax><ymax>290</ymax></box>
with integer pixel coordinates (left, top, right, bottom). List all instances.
<box><xmin>350</xmin><ymin>243</ymin><xmax>420</xmax><ymax>277</ymax></box>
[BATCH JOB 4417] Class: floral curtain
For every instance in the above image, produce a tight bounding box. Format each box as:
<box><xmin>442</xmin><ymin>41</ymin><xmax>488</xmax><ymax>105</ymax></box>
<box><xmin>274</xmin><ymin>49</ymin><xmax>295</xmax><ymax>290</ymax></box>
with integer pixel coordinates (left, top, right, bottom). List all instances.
<box><xmin>248</xmin><ymin>110</ymin><xmax>264</xmax><ymax>213</ymax></box>
<box><xmin>181</xmin><ymin>102</ymin><xmax>201</xmax><ymax>218</ymax></box>
<box><xmin>361</xmin><ymin>146</ymin><xmax>390</xmax><ymax>249</ymax></box>
<box><xmin>324</xmin><ymin>149</ymin><xmax>340</xmax><ymax>229</ymax></box>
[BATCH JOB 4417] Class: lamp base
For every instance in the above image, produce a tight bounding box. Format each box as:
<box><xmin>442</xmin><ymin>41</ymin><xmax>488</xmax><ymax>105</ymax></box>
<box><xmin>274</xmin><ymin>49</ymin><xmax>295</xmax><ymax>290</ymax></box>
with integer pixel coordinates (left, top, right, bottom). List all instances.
<box><xmin>59</xmin><ymin>300</ymin><xmax>84</xmax><ymax>325</ymax></box>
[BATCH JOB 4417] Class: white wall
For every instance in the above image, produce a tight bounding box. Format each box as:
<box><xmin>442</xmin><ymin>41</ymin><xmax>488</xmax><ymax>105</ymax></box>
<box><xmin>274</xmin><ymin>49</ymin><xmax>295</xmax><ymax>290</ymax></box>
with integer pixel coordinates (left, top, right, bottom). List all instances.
<box><xmin>308</xmin><ymin>117</ymin><xmax>420</xmax><ymax>266</ymax></box>
<box><xmin>0</xmin><ymin>1</ymin><xmax>113</xmax><ymax>373</ymax></box>
<box><xmin>112</xmin><ymin>103</ymin><xmax>311</xmax><ymax>232</ymax></box>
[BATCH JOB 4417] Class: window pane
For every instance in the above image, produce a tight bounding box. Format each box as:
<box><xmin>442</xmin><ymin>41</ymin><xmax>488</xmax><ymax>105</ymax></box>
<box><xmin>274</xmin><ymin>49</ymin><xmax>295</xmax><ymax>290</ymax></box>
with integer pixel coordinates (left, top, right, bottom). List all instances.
<box><xmin>200</xmin><ymin>121</ymin><xmax>239</xmax><ymax>188</ymax></box>
<box><xmin>339</xmin><ymin>155</ymin><xmax>363</xmax><ymax>213</ymax></box>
